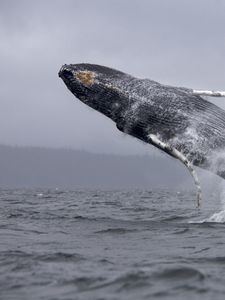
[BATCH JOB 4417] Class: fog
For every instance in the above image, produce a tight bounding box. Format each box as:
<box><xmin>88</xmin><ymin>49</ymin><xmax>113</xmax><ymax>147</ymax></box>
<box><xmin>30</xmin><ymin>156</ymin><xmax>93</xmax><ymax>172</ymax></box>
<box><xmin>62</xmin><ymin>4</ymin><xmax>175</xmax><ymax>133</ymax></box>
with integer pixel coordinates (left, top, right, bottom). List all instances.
<box><xmin>0</xmin><ymin>0</ymin><xmax>225</xmax><ymax>154</ymax></box>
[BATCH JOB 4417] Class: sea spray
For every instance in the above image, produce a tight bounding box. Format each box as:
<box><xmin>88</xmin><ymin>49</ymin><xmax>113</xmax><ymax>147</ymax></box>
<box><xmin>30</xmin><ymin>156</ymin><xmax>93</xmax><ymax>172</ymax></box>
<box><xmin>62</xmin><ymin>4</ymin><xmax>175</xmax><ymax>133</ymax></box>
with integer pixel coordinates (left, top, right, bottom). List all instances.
<box><xmin>204</xmin><ymin>181</ymin><xmax>225</xmax><ymax>223</ymax></box>
<box><xmin>190</xmin><ymin>180</ymin><xmax>225</xmax><ymax>223</ymax></box>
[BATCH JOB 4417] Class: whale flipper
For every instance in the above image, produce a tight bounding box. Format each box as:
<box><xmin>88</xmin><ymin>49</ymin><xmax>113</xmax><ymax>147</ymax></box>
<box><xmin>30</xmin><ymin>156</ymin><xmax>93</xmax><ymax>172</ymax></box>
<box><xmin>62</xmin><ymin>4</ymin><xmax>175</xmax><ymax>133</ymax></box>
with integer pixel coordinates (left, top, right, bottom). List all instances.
<box><xmin>193</xmin><ymin>90</ymin><xmax>225</xmax><ymax>97</ymax></box>
<box><xmin>148</xmin><ymin>134</ymin><xmax>202</xmax><ymax>207</ymax></box>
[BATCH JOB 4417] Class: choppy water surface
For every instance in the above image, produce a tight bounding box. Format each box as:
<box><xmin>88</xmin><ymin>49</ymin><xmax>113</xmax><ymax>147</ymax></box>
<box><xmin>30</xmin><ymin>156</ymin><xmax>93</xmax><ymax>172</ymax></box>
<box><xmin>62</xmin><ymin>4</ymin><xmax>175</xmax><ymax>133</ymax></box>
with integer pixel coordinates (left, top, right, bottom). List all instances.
<box><xmin>1</xmin><ymin>188</ymin><xmax>225</xmax><ymax>300</ymax></box>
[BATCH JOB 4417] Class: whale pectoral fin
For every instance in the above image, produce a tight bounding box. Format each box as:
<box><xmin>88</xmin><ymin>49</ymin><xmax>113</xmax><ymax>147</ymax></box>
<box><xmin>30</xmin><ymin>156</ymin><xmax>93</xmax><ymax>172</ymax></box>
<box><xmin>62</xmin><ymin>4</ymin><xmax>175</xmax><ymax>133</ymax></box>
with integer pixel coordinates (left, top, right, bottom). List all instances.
<box><xmin>193</xmin><ymin>90</ymin><xmax>225</xmax><ymax>97</ymax></box>
<box><xmin>148</xmin><ymin>134</ymin><xmax>202</xmax><ymax>208</ymax></box>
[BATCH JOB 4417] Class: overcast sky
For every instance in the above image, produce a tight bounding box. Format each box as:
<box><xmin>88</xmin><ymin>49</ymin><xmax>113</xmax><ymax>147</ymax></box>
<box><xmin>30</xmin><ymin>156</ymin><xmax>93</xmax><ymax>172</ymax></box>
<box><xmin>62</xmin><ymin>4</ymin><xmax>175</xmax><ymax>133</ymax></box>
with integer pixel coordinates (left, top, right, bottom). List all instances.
<box><xmin>1</xmin><ymin>0</ymin><xmax>225</xmax><ymax>154</ymax></box>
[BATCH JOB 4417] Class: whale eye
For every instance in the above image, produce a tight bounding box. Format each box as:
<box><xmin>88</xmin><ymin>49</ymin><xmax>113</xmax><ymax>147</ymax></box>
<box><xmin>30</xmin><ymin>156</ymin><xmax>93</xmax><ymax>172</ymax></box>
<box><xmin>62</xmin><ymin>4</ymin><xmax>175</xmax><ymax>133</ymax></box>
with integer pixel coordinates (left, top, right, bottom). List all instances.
<box><xmin>76</xmin><ymin>71</ymin><xmax>95</xmax><ymax>86</ymax></box>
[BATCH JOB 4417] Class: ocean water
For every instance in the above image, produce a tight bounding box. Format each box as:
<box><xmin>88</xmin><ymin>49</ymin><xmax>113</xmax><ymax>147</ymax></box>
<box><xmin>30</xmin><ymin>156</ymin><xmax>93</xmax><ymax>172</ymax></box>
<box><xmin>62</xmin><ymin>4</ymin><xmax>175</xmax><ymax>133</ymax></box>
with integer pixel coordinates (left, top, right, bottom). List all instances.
<box><xmin>1</xmin><ymin>188</ymin><xmax>225</xmax><ymax>300</ymax></box>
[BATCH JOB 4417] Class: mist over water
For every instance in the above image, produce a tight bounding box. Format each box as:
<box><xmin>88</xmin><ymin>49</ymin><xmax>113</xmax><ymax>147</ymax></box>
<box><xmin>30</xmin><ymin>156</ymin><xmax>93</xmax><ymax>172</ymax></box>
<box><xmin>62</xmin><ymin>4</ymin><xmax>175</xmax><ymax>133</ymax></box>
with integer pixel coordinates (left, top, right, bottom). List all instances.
<box><xmin>1</xmin><ymin>188</ymin><xmax>225</xmax><ymax>300</ymax></box>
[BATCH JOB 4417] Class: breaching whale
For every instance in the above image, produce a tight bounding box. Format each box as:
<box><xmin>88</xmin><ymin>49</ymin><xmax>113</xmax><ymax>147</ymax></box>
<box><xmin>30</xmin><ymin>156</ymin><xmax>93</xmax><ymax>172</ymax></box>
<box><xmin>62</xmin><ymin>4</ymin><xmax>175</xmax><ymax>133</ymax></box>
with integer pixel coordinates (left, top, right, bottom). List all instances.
<box><xmin>59</xmin><ymin>63</ymin><xmax>225</xmax><ymax>207</ymax></box>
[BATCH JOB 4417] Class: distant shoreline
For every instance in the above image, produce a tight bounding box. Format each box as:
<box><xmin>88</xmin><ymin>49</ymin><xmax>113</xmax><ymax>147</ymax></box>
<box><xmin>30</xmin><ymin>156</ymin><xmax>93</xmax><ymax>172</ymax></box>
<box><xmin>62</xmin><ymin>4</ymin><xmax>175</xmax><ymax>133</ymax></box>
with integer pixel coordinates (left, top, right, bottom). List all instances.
<box><xmin>0</xmin><ymin>144</ymin><xmax>192</xmax><ymax>189</ymax></box>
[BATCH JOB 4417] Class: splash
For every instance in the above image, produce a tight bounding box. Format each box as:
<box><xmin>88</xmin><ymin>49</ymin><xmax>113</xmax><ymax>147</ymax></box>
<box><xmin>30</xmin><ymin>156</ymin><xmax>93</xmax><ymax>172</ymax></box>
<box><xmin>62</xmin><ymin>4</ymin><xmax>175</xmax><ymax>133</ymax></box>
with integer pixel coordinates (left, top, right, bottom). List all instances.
<box><xmin>199</xmin><ymin>151</ymin><xmax>225</xmax><ymax>222</ymax></box>
<box><xmin>191</xmin><ymin>181</ymin><xmax>225</xmax><ymax>223</ymax></box>
<box><xmin>193</xmin><ymin>210</ymin><xmax>225</xmax><ymax>224</ymax></box>
<box><xmin>205</xmin><ymin>210</ymin><xmax>225</xmax><ymax>223</ymax></box>
<box><xmin>205</xmin><ymin>182</ymin><xmax>225</xmax><ymax>223</ymax></box>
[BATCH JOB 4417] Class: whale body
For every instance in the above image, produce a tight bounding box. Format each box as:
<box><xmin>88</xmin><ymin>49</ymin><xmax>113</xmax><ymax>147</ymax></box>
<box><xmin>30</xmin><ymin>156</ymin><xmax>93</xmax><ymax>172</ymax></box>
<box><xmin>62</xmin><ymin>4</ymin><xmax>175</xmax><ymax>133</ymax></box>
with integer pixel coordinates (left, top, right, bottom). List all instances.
<box><xmin>59</xmin><ymin>63</ymin><xmax>225</xmax><ymax>180</ymax></box>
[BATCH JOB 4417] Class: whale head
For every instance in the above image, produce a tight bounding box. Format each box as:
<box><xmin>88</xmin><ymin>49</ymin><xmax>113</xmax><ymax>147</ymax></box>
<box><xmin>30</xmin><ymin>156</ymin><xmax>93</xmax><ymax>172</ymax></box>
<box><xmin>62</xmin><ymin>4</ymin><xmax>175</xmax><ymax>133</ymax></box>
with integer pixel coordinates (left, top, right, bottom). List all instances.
<box><xmin>58</xmin><ymin>63</ymin><xmax>132</xmax><ymax>123</ymax></box>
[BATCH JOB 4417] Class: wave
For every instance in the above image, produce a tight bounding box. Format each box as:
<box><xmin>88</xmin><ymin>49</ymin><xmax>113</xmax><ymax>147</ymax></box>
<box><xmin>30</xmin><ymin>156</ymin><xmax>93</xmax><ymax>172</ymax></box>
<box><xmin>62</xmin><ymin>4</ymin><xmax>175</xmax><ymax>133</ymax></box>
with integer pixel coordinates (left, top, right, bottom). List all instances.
<box><xmin>154</xmin><ymin>266</ymin><xmax>205</xmax><ymax>281</ymax></box>
<box><xmin>0</xmin><ymin>250</ymin><xmax>85</xmax><ymax>265</ymax></box>
<box><xmin>95</xmin><ymin>227</ymin><xmax>138</xmax><ymax>234</ymax></box>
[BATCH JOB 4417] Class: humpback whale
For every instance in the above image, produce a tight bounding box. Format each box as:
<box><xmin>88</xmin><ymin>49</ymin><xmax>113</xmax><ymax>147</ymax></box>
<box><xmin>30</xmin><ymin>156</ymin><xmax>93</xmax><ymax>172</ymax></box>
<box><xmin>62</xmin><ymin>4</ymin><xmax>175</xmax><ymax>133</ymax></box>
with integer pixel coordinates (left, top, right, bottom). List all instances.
<box><xmin>59</xmin><ymin>63</ymin><xmax>225</xmax><ymax>206</ymax></box>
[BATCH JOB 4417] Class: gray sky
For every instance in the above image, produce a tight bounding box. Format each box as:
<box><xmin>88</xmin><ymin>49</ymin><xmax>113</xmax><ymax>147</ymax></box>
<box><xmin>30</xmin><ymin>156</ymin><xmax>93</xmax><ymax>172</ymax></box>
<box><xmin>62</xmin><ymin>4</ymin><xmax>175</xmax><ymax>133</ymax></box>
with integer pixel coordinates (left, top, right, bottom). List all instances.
<box><xmin>1</xmin><ymin>0</ymin><xmax>225</xmax><ymax>154</ymax></box>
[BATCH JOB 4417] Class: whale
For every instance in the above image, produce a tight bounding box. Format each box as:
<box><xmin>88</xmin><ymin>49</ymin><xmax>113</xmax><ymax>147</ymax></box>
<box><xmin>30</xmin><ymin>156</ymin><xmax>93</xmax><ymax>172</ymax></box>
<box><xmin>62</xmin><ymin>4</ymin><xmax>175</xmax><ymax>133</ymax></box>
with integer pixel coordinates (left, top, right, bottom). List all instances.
<box><xmin>59</xmin><ymin>63</ymin><xmax>225</xmax><ymax>206</ymax></box>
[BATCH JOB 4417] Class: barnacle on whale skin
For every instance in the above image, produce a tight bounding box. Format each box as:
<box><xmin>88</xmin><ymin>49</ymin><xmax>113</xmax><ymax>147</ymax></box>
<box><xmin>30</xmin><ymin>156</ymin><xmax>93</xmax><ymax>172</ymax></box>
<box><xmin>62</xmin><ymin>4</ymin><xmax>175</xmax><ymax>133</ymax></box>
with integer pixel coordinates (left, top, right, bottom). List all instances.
<box><xmin>76</xmin><ymin>71</ymin><xmax>95</xmax><ymax>86</ymax></box>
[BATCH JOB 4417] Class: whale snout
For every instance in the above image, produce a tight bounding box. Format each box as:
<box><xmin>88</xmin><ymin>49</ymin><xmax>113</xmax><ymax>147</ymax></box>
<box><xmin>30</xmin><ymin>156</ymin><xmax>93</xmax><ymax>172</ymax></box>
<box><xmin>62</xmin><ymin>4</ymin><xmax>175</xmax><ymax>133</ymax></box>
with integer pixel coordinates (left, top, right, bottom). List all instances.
<box><xmin>60</xmin><ymin>69</ymin><xmax>73</xmax><ymax>80</ymax></box>
<box><xmin>58</xmin><ymin>65</ymin><xmax>73</xmax><ymax>79</ymax></box>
